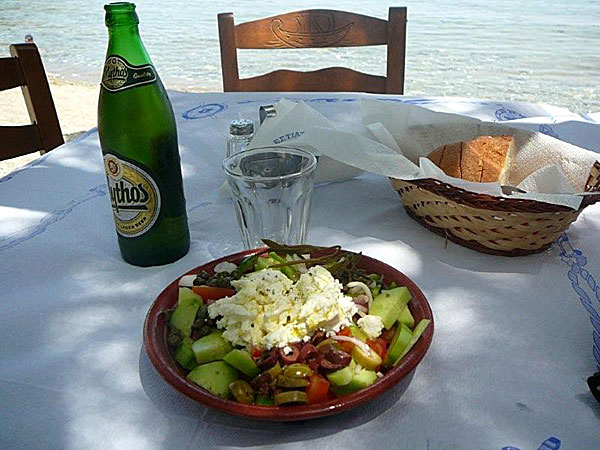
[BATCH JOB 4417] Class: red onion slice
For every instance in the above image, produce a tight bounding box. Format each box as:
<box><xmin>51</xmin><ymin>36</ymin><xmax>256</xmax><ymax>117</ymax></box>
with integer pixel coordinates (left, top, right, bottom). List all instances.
<box><xmin>331</xmin><ymin>335</ymin><xmax>373</xmax><ymax>356</ymax></box>
<box><xmin>355</xmin><ymin>304</ymin><xmax>368</xmax><ymax>314</ymax></box>
<box><xmin>346</xmin><ymin>281</ymin><xmax>373</xmax><ymax>308</ymax></box>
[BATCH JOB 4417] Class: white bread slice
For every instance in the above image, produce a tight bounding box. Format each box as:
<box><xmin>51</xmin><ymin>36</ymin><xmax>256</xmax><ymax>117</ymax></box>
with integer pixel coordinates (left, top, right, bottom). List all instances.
<box><xmin>426</xmin><ymin>135</ymin><xmax>515</xmax><ymax>183</ymax></box>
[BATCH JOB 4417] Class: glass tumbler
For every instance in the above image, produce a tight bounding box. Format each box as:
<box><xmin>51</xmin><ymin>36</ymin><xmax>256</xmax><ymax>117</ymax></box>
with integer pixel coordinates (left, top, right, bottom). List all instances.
<box><xmin>222</xmin><ymin>146</ymin><xmax>317</xmax><ymax>249</ymax></box>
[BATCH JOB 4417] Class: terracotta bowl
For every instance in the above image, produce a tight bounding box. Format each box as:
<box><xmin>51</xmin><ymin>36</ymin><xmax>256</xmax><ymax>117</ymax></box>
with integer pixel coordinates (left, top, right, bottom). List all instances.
<box><xmin>143</xmin><ymin>248</ymin><xmax>434</xmax><ymax>421</ymax></box>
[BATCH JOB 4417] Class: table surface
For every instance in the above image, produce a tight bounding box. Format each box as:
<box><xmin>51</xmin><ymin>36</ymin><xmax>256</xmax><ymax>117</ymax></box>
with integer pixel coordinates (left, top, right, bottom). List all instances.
<box><xmin>1</xmin><ymin>92</ymin><xmax>599</xmax><ymax>450</ymax></box>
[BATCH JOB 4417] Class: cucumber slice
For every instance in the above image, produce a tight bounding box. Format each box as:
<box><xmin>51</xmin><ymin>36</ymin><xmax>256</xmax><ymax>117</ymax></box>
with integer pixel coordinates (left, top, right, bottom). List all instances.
<box><xmin>268</xmin><ymin>252</ymin><xmax>299</xmax><ymax>281</ymax></box>
<box><xmin>254</xmin><ymin>256</ymin><xmax>277</xmax><ymax>271</ymax></box>
<box><xmin>385</xmin><ymin>323</ymin><xmax>412</xmax><ymax>367</ymax></box>
<box><xmin>393</xmin><ymin>319</ymin><xmax>431</xmax><ymax>367</ymax></box>
<box><xmin>398</xmin><ymin>305</ymin><xmax>415</xmax><ymax>328</ymax></box>
<box><xmin>349</xmin><ymin>324</ymin><xmax>368</xmax><ymax>342</ymax></box>
<box><xmin>223</xmin><ymin>349</ymin><xmax>261</xmax><ymax>378</ymax></box>
<box><xmin>326</xmin><ymin>362</ymin><xmax>355</xmax><ymax>386</ymax></box>
<box><xmin>255</xmin><ymin>395</ymin><xmax>274</xmax><ymax>406</ymax></box>
<box><xmin>254</xmin><ymin>253</ymin><xmax>299</xmax><ymax>281</ymax></box>
<box><xmin>178</xmin><ymin>286</ymin><xmax>203</xmax><ymax>305</ymax></box>
<box><xmin>369</xmin><ymin>287</ymin><xmax>411</xmax><ymax>329</ymax></box>
<box><xmin>187</xmin><ymin>361</ymin><xmax>239</xmax><ymax>398</ymax></box>
<box><xmin>174</xmin><ymin>337</ymin><xmax>198</xmax><ymax>370</ymax></box>
<box><xmin>192</xmin><ymin>331</ymin><xmax>233</xmax><ymax>364</ymax></box>
<box><xmin>331</xmin><ymin>368</ymin><xmax>378</xmax><ymax>396</ymax></box>
<box><xmin>170</xmin><ymin>288</ymin><xmax>202</xmax><ymax>337</ymax></box>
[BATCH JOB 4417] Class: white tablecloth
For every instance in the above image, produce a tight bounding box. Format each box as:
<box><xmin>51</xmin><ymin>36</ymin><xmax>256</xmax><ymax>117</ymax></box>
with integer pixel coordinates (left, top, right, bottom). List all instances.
<box><xmin>1</xmin><ymin>92</ymin><xmax>599</xmax><ymax>450</ymax></box>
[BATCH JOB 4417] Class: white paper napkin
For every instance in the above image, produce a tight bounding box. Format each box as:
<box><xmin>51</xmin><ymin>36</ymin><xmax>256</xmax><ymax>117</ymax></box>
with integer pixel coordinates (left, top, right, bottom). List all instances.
<box><xmin>249</xmin><ymin>100</ymin><xmax>365</xmax><ymax>184</ymax></box>
<box><xmin>361</xmin><ymin>99</ymin><xmax>599</xmax><ymax>209</ymax></box>
<box><xmin>248</xmin><ymin>98</ymin><xmax>599</xmax><ymax>209</ymax></box>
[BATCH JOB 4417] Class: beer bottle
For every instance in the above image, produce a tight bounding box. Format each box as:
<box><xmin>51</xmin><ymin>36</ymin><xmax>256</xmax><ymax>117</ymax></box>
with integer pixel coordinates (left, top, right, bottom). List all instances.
<box><xmin>98</xmin><ymin>2</ymin><xmax>190</xmax><ymax>266</ymax></box>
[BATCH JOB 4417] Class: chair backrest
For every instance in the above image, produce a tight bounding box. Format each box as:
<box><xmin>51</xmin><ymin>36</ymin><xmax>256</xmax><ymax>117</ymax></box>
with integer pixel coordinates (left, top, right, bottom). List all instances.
<box><xmin>218</xmin><ymin>8</ymin><xmax>407</xmax><ymax>94</ymax></box>
<box><xmin>0</xmin><ymin>43</ymin><xmax>63</xmax><ymax>161</ymax></box>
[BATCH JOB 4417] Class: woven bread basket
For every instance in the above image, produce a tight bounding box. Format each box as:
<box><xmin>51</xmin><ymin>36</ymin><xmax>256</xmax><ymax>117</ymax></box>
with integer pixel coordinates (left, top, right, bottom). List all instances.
<box><xmin>390</xmin><ymin>162</ymin><xmax>600</xmax><ymax>256</ymax></box>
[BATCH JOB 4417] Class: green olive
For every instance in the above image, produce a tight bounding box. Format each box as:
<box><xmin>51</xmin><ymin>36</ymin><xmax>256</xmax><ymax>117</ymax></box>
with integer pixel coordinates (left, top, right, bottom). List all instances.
<box><xmin>229</xmin><ymin>380</ymin><xmax>255</xmax><ymax>404</ymax></box>
<box><xmin>315</xmin><ymin>338</ymin><xmax>343</xmax><ymax>351</ymax></box>
<box><xmin>273</xmin><ymin>390</ymin><xmax>308</xmax><ymax>405</ymax></box>
<box><xmin>283</xmin><ymin>363</ymin><xmax>313</xmax><ymax>379</ymax></box>
<box><xmin>276</xmin><ymin>375</ymin><xmax>310</xmax><ymax>388</ymax></box>
<box><xmin>264</xmin><ymin>361</ymin><xmax>282</xmax><ymax>378</ymax></box>
<box><xmin>351</xmin><ymin>344</ymin><xmax>382</xmax><ymax>370</ymax></box>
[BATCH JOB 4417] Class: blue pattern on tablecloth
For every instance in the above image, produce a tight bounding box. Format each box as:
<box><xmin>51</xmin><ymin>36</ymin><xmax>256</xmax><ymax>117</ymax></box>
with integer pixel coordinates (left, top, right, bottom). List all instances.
<box><xmin>0</xmin><ymin>185</ymin><xmax>107</xmax><ymax>252</ymax></box>
<box><xmin>558</xmin><ymin>234</ymin><xmax>600</xmax><ymax>371</ymax></box>
<box><xmin>502</xmin><ymin>436</ymin><xmax>561</xmax><ymax>450</ymax></box>
<box><xmin>182</xmin><ymin>102</ymin><xmax>227</xmax><ymax>119</ymax></box>
<box><xmin>495</xmin><ymin>105</ymin><xmax>526</xmax><ymax>121</ymax></box>
<box><xmin>538</xmin><ymin>124</ymin><xmax>560</xmax><ymax>138</ymax></box>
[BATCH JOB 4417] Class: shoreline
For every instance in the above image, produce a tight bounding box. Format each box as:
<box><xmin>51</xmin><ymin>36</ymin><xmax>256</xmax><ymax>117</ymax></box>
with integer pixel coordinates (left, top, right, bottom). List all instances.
<box><xmin>0</xmin><ymin>74</ymin><xmax>219</xmax><ymax>177</ymax></box>
<box><xmin>1</xmin><ymin>71</ymin><xmax>596</xmax><ymax>177</ymax></box>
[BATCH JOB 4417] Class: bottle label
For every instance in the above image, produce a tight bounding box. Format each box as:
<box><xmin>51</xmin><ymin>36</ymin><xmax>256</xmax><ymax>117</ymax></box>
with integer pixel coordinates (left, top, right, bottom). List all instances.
<box><xmin>103</xmin><ymin>154</ymin><xmax>161</xmax><ymax>237</ymax></box>
<box><xmin>101</xmin><ymin>55</ymin><xmax>157</xmax><ymax>92</ymax></box>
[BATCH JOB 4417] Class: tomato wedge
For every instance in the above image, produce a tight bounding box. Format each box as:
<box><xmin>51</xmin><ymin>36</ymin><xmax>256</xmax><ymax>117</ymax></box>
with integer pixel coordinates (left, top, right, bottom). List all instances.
<box><xmin>191</xmin><ymin>285</ymin><xmax>235</xmax><ymax>302</ymax></box>
<box><xmin>367</xmin><ymin>338</ymin><xmax>388</xmax><ymax>359</ymax></box>
<box><xmin>338</xmin><ymin>327</ymin><xmax>351</xmax><ymax>336</ymax></box>
<box><xmin>336</xmin><ymin>327</ymin><xmax>354</xmax><ymax>353</ymax></box>
<box><xmin>306</xmin><ymin>374</ymin><xmax>330</xmax><ymax>404</ymax></box>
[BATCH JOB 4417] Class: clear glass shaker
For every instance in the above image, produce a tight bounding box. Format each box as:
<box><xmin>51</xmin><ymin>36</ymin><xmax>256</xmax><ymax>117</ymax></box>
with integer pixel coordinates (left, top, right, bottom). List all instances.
<box><xmin>226</xmin><ymin>119</ymin><xmax>254</xmax><ymax>158</ymax></box>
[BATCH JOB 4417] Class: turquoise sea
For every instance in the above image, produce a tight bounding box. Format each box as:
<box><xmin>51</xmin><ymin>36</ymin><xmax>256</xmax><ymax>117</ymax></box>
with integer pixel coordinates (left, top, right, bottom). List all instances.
<box><xmin>1</xmin><ymin>0</ymin><xmax>599</xmax><ymax>112</ymax></box>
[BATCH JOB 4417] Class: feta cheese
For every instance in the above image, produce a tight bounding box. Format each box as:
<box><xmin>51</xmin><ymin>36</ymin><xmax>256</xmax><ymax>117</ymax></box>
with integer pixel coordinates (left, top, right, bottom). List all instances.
<box><xmin>178</xmin><ymin>275</ymin><xmax>196</xmax><ymax>288</ymax></box>
<box><xmin>207</xmin><ymin>266</ymin><xmax>358</xmax><ymax>349</ymax></box>
<box><xmin>214</xmin><ymin>261</ymin><xmax>238</xmax><ymax>273</ymax></box>
<box><xmin>282</xmin><ymin>346</ymin><xmax>293</xmax><ymax>355</ymax></box>
<box><xmin>357</xmin><ymin>314</ymin><xmax>385</xmax><ymax>339</ymax></box>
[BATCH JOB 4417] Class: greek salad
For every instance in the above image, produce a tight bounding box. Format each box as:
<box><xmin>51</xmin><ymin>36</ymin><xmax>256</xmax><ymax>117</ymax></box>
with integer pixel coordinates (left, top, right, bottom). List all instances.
<box><xmin>163</xmin><ymin>242</ymin><xmax>430</xmax><ymax>406</ymax></box>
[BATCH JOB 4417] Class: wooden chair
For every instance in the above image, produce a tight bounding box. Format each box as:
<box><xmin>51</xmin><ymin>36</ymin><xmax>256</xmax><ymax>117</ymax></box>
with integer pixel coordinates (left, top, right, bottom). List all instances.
<box><xmin>0</xmin><ymin>43</ymin><xmax>63</xmax><ymax>161</ymax></box>
<box><xmin>218</xmin><ymin>8</ymin><xmax>407</xmax><ymax>94</ymax></box>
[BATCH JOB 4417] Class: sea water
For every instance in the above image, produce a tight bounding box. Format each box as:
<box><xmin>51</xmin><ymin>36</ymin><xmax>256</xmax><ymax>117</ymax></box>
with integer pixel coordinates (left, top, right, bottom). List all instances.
<box><xmin>0</xmin><ymin>0</ymin><xmax>598</xmax><ymax>112</ymax></box>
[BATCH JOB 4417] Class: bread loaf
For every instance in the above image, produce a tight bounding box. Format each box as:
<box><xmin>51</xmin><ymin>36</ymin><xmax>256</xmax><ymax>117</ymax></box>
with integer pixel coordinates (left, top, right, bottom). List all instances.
<box><xmin>426</xmin><ymin>135</ymin><xmax>516</xmax><ymax>183</ymax></box>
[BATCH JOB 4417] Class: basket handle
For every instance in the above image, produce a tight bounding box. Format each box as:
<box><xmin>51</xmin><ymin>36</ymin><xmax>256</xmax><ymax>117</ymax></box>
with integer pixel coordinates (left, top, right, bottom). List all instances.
<box><xmin>585</xmin><ymin>161</ymin><xmax>600</xmax><ymax>193</ymax></box>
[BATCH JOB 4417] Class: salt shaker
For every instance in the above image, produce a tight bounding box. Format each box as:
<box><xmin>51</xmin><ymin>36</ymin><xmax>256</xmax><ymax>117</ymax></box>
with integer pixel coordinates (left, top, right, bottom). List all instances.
<box><xmin>226</xmin><ymin>119</ymin><xmax>254</xmax><ymax>158</ymax></box>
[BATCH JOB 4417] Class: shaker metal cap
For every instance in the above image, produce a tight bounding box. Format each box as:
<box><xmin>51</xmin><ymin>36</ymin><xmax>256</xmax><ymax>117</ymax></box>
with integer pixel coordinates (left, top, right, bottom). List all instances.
<box><xmin>229</xmin><ymin>119</ymin><xmax>254</xmax><ymax>136</ymax></box>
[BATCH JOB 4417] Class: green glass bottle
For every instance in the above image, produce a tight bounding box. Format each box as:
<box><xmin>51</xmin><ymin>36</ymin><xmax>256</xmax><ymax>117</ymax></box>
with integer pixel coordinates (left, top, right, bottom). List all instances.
<box><xmin>98</xmin><ymin>2</ymin><xmax>190</xmax><ymax>266</ymax></box>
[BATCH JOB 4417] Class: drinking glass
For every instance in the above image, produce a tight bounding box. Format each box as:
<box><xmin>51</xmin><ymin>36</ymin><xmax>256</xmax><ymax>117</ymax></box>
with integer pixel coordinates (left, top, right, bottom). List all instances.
<box><xmin>222</xmin><ymin>146</ymin><xmax>317</xmax><ymax>249</ymax></box>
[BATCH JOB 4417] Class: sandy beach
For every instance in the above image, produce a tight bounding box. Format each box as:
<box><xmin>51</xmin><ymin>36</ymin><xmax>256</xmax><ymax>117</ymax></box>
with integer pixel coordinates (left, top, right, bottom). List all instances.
<box><xmin>0</xmin><ymin>76</ymin><xmax>99</xmax><ymax>176</ymax></box>
<box><xmin>0</xmin><ymin>76</ymin><xmax>211</xmax><ymax>177</ymax></box>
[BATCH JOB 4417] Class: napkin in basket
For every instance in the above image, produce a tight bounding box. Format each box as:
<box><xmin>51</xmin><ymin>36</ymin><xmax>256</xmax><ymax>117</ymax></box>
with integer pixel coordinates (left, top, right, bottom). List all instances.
<box><xmin>360</xmin><ymin>99</ymin><xmax>599</xmax><ymax>209</ymax></box>
<box><xmin>246</xmin><ymin>98</ymin><xmax>598</xmax><ymax>209</ymax></box>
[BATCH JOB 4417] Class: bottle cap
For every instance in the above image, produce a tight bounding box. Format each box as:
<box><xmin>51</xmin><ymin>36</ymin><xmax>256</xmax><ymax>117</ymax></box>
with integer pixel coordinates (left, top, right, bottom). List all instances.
<box><xmin>229</xmin><ymin>119</ymin><xmax>254</xmax><ymax>136</ymax></box>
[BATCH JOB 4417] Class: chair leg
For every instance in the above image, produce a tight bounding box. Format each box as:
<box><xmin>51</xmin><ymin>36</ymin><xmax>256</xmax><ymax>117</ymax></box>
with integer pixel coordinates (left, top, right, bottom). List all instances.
<box><xmin>218</xmin><ymin>13</ymin><xmax>241</xmax><ymax>92</ymax></box>
<box><xmin>386</xmin><ymin>7</ymin><xmax>407</xmax><ymax>95</ymax></box>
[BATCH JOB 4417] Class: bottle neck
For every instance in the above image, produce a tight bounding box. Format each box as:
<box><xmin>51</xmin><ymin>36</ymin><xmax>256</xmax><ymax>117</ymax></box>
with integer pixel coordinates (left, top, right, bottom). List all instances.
<box><xmin>104</xmin><ymin>3</ymin><xmax>152</xmax><ymax>66</ymax></box>
<box><xmin>106</xmin><ymin>23</ymin><xmax>152</xmax><ymax>67</ymax></box>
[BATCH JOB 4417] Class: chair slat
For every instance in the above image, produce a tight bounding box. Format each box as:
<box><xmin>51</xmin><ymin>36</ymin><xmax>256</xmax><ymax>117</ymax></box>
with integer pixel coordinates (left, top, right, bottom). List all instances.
<box><xmin>239</xmin><ymin>67</ymin><xmax>387</xmax><ymax>93</ymax></box>
<box><xmin>0</xmin><ymin>125</ymin><xmax>43</xmax><ymax>159</ymax></box>
<box><xmin>235</xmin><ymin>9</ymin><xmax>388</xmax><ymax>49</ymax></box>
<box><xmin>10</xmin><ymin>44</ymin><xmax>64</xmax><ymax>154</ymax></box>
<box><xmin>0</xmin><ymin>57</ymin><xmax>25</xmax><ymax>90</ymax></box>
<box><xmin>219</xmin><ymin>8</ymin><xmax>407</xmax><ymax>94</ymax></box>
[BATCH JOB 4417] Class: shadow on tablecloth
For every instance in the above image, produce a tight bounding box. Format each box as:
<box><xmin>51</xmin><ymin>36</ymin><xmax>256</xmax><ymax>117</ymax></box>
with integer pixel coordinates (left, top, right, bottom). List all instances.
<box><xmin>138</xmin><ymin>345</ymin><xmax>415</xmax><ymax>446</ymax></box>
